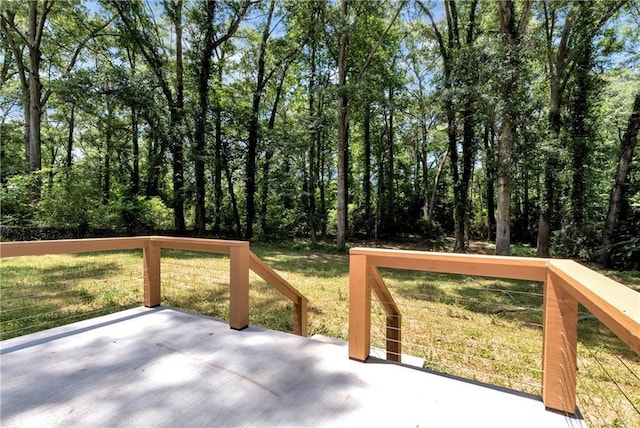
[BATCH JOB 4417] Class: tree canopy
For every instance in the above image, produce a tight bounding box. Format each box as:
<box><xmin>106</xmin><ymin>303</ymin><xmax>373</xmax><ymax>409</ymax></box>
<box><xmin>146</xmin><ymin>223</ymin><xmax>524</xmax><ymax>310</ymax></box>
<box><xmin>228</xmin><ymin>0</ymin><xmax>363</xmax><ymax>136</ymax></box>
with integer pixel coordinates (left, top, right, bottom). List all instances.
<box><xmin>1</xmin><ymin>0</ymin><xmax>638</xmax><ymax>268</ymax></box>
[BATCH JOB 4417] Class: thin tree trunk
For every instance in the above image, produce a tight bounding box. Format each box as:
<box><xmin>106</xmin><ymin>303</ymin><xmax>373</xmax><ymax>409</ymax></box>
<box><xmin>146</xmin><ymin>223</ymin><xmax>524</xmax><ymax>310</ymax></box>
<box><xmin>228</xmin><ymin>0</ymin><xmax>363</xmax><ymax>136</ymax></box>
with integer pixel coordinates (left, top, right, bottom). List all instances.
<box><xmin>66</xmin><ymin>104</ymin><xmax>75</xmax><ymax>169</ymax></box>
<box><xmin>213</xmin><ymin>54</ymin><xmax>224</xmax><ymax>235</ymax></box>
<box><xmin>103</xmin><ymin>102</ymin><xmax>113</xmax><ymax>205</ymax></box>
<box><xmin>223</xmin><ymin>141</ymin><xmax>242</xmax><ymax>237</ymax></box>
<box><xmin>484</xmin><ymin>123</ymin><xmax>496</xmax><ymax>242</ymax></box>
<box><xmin>430</xmin><ymin>149</ymin><xmax>448</xmax><ymax>220</ymax></box>
<box><xmin>363</xmin><ymin>102</ymin><xmax>372</xmax><ymax>237</ymax></box>
<box><xmin>171</xmin><ymin>0</ymin><xmax>186</xmax><ymax>232</ymax></box>
<box><xmin>569</xmin><ymin>42</ymin><xmax>592</xmax><ymax>240</ymax></box>
<box><xmin>496</xmin><ymin>0</ymin><xmax>531</xmax><ymax>254</ymax></box>
<box><xmin>246</xmin><ymin>0</ymin><xmax>275</xmax><ymax>240</ymax></box>
<box><xmin>387</xmin><ymin>86</ymin><xmax>395</xmax><ymax>232</ymax></box>
<box><xmin>194</xmin><ymin>1</ymin><xmax>216</xmax><ymax>235</ymax></box>
<box><xmin>319</xmin><ymin>125</ymin><xmax>327</xmax><ymax>237</ymax></box>
<box><xmin>27</xmin><ymin>1</ymin><xmax>48</xmax><ymax>173</ymax></box>
<box><xmin>261</xmin><ymin>64</ymin><xmax>288</xmax><ymax>236</ymax></box>
<box><xmin>131</xmin><ymin>104</ymin><xmax>140</xmax><ymax>195</ymax></box>
<box><xmin>308</xmin><ymin>38</ymin><xmax>319</xmax><ymax>244</ymax></box>
<box><xmin>536</xmin><ymin>80</ymin><xmax>562</xmax><ymax>257</ymax></box>
<box><xmin>601</xmin><ymin>92</ymin><xmax>640</xmax><ymax>265</ymax></box>
<box><xmin>336</xmin><ymin>0</ymin><xmax>349</xmax><ymax>250</ymax></box>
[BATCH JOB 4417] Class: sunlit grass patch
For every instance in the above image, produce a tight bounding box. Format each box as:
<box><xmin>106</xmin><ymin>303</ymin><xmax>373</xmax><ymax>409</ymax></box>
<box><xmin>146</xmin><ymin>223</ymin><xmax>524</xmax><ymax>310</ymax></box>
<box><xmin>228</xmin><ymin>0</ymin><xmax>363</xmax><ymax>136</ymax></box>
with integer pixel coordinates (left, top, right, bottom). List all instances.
<box><xmin>0</xmin><ymin>240</ymin><xmax>637</xmax><ymax>427</ymax></box>
<box><xmin>0</xmin><ymin>251</ymin><xmax>143</xmax><ymax>339</ymax></box>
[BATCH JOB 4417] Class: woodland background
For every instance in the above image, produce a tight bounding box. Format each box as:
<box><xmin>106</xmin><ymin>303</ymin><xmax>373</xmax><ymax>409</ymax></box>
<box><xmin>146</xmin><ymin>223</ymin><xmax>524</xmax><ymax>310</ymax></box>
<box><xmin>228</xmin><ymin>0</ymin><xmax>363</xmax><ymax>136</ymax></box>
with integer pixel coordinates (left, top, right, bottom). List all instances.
<box><xmin>1</xmin><ymin>0</ymin><xmax>639</xmax><ymax>268</ymax></box>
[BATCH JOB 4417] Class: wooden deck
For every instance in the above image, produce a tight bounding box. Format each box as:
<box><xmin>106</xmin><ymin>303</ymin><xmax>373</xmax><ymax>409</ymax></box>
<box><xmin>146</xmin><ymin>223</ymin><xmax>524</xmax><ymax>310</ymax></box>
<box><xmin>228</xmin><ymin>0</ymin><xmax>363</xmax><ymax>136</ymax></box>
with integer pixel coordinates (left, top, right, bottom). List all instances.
<box><xmin>1</xmin><ymin>307</ymin><xmax>585</xmax><ymax>427</ymax></box>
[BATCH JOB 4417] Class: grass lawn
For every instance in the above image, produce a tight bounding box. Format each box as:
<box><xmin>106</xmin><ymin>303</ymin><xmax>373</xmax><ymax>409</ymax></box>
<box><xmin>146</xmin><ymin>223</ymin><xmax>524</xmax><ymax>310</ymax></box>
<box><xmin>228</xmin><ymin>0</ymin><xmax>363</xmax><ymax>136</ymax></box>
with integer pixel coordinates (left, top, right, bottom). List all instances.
<box><xmin>1</xmin><ymin>239</ymin><xmax>638</xmax><ymax>427</ymax></box>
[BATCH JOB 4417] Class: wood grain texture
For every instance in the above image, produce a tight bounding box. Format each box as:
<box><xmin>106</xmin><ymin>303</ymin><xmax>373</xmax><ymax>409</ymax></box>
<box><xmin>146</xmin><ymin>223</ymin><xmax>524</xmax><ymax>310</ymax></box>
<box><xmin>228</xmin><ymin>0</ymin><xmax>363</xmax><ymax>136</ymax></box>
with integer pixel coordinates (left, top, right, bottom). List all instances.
<box><xmin>542</xmin><ymin>271</ymin><xmax>578</xmax><ymax>414</ymax></box>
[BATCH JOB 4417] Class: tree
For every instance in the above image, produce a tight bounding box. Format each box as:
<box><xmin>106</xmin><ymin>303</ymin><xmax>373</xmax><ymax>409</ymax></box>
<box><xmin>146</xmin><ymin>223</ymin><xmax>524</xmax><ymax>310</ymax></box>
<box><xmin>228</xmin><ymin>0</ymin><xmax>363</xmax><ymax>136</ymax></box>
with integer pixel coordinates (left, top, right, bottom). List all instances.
<box><xmin>112</xmin><ymin>0</ymin><xmax>188</xmax><ymax>231</ymax></box>
<box><xmin>335</xmin><ymin>0</ymin><xmax>404</xmax><ymax>251</ymax></box>
<box><xmin>495</xmin><ymin>0</ymin><xmax>532</xmax><ymax>255</ymax></box>
<box><xmin>536</xmin><ymin>0</ymin><xmax>627</xmax><ymax>257</ymax></box>
<box><xmin>419</xmin><ymin>0</ymin><xmax>481</xmax><ymax>253</ymax></box>
<box><xmin>0</xmin><ymin>0</ymin><xmax>53</xmax><ymax>174</ymax></box>
<box><xmin>601</xmin><ymin>92</ymin><xmax>640</xmax><ymax>265</ymax></box>
<box><xmin>192</xmin><ymin>0</ymin><xmax>250</xmax><ymax>235</ymax></box>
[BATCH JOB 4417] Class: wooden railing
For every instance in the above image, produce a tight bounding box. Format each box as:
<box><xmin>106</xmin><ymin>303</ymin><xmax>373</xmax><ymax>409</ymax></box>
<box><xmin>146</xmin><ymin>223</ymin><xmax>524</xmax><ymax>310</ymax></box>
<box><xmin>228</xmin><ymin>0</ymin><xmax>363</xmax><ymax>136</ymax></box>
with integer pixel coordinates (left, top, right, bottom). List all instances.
<box><xmin>348</xmin><ymin>247</ymin><xmax>640</xmax><ymax>415</ymax></box>
<box><xmin>0</xmin><ymin>236</ymin><xmax>308</xmax><ymax>336</ymax></box>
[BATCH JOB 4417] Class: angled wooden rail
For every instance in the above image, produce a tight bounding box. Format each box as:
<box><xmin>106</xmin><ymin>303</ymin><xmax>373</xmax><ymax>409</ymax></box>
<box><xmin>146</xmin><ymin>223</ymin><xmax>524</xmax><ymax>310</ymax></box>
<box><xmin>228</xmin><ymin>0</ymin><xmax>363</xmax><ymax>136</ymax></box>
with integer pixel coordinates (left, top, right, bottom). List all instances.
<box><xmin>348</xmin><ymin>247</ymin><xmax>640</xmax><ymax>415</ymax></box>
<box><xmin>249</xmin><ymin>251</ymin><xmax>308</xmax><ymax>337</ymax></box>
<box><xmin>0</xmin><ymin>236</ymin><xmax>307</xmax><ymax>336</ymax></box>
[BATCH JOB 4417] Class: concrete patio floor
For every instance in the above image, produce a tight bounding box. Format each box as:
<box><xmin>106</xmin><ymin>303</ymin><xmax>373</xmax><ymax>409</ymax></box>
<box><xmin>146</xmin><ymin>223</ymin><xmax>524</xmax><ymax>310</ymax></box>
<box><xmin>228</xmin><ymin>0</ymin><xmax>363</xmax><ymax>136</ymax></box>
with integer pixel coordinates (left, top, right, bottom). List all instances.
<box><xmin>1</xmin><ymin>306</ymin><xmax>585</xmax><ymax>427</ymax></box>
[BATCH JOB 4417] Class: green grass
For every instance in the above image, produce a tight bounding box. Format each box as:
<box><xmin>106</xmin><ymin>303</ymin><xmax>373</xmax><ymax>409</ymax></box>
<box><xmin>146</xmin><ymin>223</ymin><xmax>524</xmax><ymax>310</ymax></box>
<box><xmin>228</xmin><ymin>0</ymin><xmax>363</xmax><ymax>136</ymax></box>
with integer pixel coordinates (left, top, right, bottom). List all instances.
<box><xmin>0</xmin><ymin>240</ymin><xmax>638</xmax><ymax>427</ymax></box>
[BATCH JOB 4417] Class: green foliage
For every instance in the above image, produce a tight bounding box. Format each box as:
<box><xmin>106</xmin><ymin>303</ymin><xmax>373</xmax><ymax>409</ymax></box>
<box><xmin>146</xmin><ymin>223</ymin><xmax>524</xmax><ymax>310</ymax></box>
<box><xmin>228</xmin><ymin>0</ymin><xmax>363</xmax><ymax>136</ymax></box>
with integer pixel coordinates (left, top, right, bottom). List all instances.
<box><xmin>0</xmin><ymin>0</ymin><xmax>637</xmax><ymax>268</ymax></box>
<box><xmin>0</xmin><ymin>173</ymin><xmax>39</xmax><ymax>226</ymax></box>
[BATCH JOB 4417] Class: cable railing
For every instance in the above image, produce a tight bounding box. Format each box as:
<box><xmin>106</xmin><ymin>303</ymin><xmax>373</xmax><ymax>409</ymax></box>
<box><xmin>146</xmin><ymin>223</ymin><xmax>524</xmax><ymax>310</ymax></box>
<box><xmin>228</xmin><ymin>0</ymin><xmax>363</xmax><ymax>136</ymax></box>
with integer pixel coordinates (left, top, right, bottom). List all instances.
<box><xmin>1</xmin><ymin>250</ymin><xmax>142</xmax><ymax>339</ymax></box>
<box><xmin>368</xmin><ymin>273</ymin><xmax>546</xmax><ymax>399</ymax></box>
<box><xmin>0</xmin><ymin>237</ymin><xmax>308</xmax><ymax>338</ymax></box>
<box><xmin>348</xmin><ymin>247</ymin><xmax>639</xmax><ymax>422</ymax></box>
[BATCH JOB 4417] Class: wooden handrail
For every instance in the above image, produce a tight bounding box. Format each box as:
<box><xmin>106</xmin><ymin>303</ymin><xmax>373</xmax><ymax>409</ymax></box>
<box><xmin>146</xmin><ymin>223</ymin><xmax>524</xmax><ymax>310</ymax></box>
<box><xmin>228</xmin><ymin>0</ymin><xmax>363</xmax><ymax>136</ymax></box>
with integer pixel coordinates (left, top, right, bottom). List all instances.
<box><xmin>369</xmin><ymin>266</ymin><xmax>401</xmax><ymax>362</ymax></box>
<box><xmin>548</xmin><ymin>260</ymin><xmax>639</xmax><ymax>355</ymax></box>
<box><xmin>0</xmin><ymin>237</ymin><xmax>148</xmax><ymax>257</ymax></box>
<box><xmin>0</xmin><ymin>236</ymin><xmax>307</xmax><ymax>336</ymax></box>
<box><xmin>248</xmin><ymin>251</ymin><xmax>308</xmax><ymax>336</ymax></box>
<box><xmin>348</xmin><ymin>247</ymin><xmax>640</xmax><ymax>416</ymax></box>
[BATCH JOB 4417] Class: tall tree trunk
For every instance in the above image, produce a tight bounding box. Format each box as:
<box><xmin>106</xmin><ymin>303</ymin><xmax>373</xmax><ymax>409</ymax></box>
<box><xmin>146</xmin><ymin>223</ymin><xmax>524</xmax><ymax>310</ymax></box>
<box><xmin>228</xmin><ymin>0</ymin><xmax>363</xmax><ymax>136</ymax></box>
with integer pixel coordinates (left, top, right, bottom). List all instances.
<box><xmin>387</xmin><ymin>86</ymin><xmax>395</xmax><ymax>233</ymax></box>
<box><xmin>223</xmin><ymin>140</ymin><xmax>242</xmax><ymax>236</ymax></box>
<box><xmin>194</xmin><ymin>0</ymin><xmax>248</xmax><ymax>235</ymax></box>
<box><xmin>194</xmin><ymin>1</ymin><xmax>216</xmax><ymax>235</ymax></box>
<box><xmin>601</xmin><ymin>92</ymin><xmax>640</xmax><ymax>266</ymax></box>
<box><xmin>131</xmin><ymin>105</ymin><xmax>140</xmax><ymax>195</ymax></box>
<box><xmin>26</xmin><ymin>1</ymin><xmax>50</xmax><ymax>173</ymax></box>
<box><xmin>308</xmin><ymin>38</ymin><xmax>319</xmax><ymax>244</ymax></box>
<box><xmin>537</xmin><ymin>0</ymin><xmax>625</xmax><ymax>257</ymax></box>
<box><xmin>569</xmin><ymin>42</ymin><xmax>592</xmax><ymax>240</ymax></box>
<box><xmin>484</xmin><ymin>123</ymin><xmax>496</xmax><ymax>242</ymax></box>
<box><xmin>246</xmin><ymin>0</ymin><xmax>275</xmax><ymax>240</ymax></box>
<box><xmin>363</xmin><ymin>102</ymin><xmax>372</xmax><ymax>238</ymax></box>
<box><xmin>141</xmin><ymin>110</ymin><xmax>164</xmax><ymax>197</ymax></box>
<box><xmin>335</xmin><ymin>0</ymin><xmax>403</xmax><ymax>249</ymax></box>
<box><xmin>421</xmin><ymin>0</ymin><xmax>477</xmax><ymax>253</ymax></box>
<box><xmin>495</xmin><ymin>0</ymin><xmax>531</xmax><ymax>254</ymax></box>
<box><xmin>213</xmin><ymin>54</ymin><xmax>225</xmax><ymax>235</ymax></box>
<box><xmin>319</xmin><ymin>125</ymin><xmax>327</xmax><ymax>237</ymax></box>
<box><xmin>47</xmin><ymin>144</ymin><xmax>56</xmax><ymax>192</ymax></box>
<box><xmin>127</xmin><ymin>47</ymin><xmax>140</xmax><ymax>196</ymax></box>
<box><xmin>430</xmin><ymin>149</ymin><xmax>448</xmax><ymax>220</ymax></box>
<box><xmin>66</xmin><ymin>104</ymin><xmax>75</xmax><ymax>169</ymax></box>
<box><xmin>460</xmin><ymin>102</ymin><xmax>476</xmax><ymax>250</ymax></box>
<box><xmin>170</xmin><ymin>0</ymin><xmax>186</xmax><ymax>232</ymax></box>
<box><xmin>261</xmin><ymin>64</ymin><xmax>288</xmax><ymax>236</ymax></box>
<box><xmin>103</xmin><ymin>102</ymin><xmax>114</xmax><ymax>205</ymax></box>
<box><xmin>336</xmin><ymin>0</ymin><xmax>349</xmax><ymax>250</ymax></box>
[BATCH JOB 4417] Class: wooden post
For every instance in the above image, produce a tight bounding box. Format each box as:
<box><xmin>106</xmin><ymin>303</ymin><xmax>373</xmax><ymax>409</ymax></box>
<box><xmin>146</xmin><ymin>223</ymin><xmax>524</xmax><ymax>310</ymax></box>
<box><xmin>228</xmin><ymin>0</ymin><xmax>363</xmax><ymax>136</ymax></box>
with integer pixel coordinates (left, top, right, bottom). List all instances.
<box><xmin>294</xmin><ymin>297</ymin><xmax>308</xmax><ymax>337</ymax></box>
<box><xmin>387</xmin><ymin>314</ymin><xmax>401</xmax><ymax>363</ymax></box>
<box><xmin>229</xmin><ymin>244</ymin><xmax>250</xmax><ymax>330</ymax></box>
<box><xmin>542</xmin><ymin>271</ymin><xmax>578</xmax><ymax>414</ymax></box>
<box><xmin>143</xmin><ymin>239</ymin><xmax>161</xmax><ymax>307</ymax></box>
<box><xmin>349</xmin><ymin>253</ymin><xmax>371</xmax><ymax>361</ymax></box>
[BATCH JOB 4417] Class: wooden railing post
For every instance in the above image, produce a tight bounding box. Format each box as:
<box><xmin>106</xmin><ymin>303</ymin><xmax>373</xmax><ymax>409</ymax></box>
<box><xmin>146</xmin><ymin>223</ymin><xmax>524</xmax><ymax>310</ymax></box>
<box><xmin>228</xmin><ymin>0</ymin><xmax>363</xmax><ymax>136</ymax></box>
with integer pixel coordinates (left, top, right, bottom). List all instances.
<box><xmin>369</xmin><ymin>265</ymin><xmax>402</xmax><ymax>363</ymax></box>
<box><xmin>386</xmin><ymin>313</ymin><xmax>401</xmax><ymax>363</ymax></box>
<box><xmin>542</xmin><ymin>270</ymin><xmax>578</xmax><ymax>414</ymax></box>
<box><xmin>143</xmin><ymin>239</ymin><xmax>161</xmax><ymax>307</ymax></box>
<box><xmin>294</xmin><ymin>297</ymin><xmax>308</xmax><ymax>337</ymax></box>
<box><xmin>229</xmin><ymin>244</ymin><xmax>250</xmax><ymax>330</ymax></box>
<box><xmin>349</xmin><ymin>253</ymin><xmax>371</xmax><ymax>361</ymax></box>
